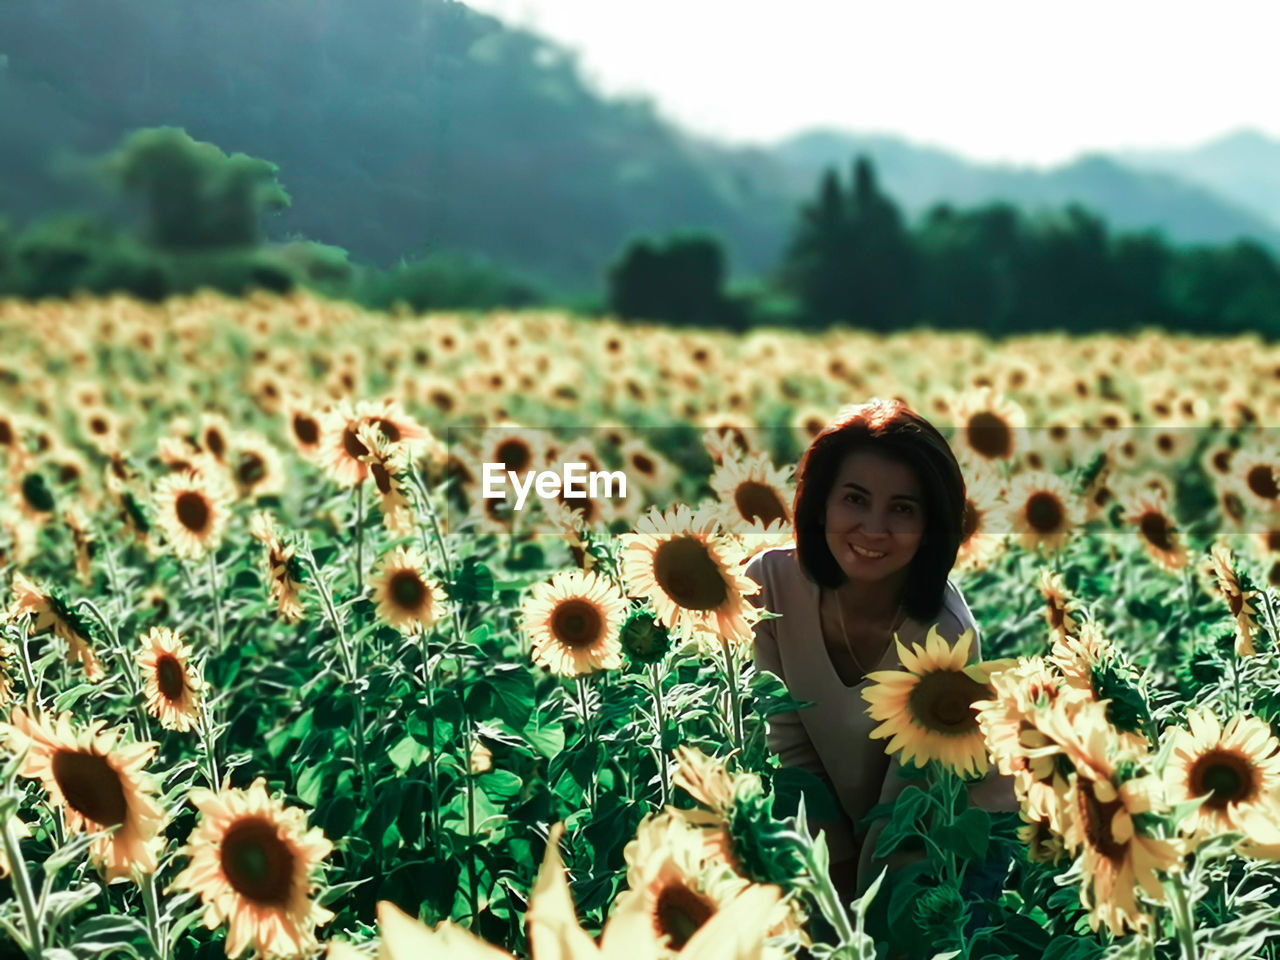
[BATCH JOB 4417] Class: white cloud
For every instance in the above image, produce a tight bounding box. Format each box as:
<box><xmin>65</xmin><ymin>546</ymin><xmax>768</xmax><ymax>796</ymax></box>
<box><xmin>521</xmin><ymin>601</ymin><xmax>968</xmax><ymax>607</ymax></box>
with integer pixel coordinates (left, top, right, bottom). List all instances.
<box><xmin>463</xmin><ymin>0</ymin><xmax>1280</xmax><ymax>166</ymax></box>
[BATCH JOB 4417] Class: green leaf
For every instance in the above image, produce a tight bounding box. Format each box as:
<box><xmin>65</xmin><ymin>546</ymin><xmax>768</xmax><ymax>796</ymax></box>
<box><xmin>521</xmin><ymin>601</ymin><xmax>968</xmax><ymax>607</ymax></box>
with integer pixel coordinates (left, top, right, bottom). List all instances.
<box><xmin>295</xmin><ymin>764</ymin><xmax>328</xmax><ymax>806</ymax></box>
<box><xmin>312</xmin><ymin>545</ymin><xmax>339</xmax><ymax>569</ymax></box>
<box><xmin>522</xmin><ymin>720</ymin><xmax>565</xmax><ymax>759</ymax></box>
<box><xmin>452</xmin><ymin>557</ymin><xmax>494</xmax><ymax>604</ymax></box>
<box><xmin>873</xmin><ymin>786</ymin><xmax>932</xmax><ymax>859</ymax></box>
<box><xmin>935</xmin><ymin>808</ymin><xmax>990</xmax><ymax>862</ymax></box>
<box><xmin>478</xmin><ymin>770</ymin><xmax>522</xmax><ymax>803</ymax></box>
<box><xmin>388</xmin><ymin>736</ymin><xmax>432</xmax><ymax>774</ymax></box>
<box><xmin>485</xmin><ymin>665</ymin><xmax>536</xmax><ymax>729</ymax></box>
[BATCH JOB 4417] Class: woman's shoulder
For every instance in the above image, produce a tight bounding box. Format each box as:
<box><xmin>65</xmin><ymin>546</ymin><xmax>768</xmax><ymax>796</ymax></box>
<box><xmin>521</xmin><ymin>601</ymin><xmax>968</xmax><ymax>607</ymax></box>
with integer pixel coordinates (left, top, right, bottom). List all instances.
<box><xmin>744</xmin><ymin>545</ymin><xmax>806</xmax><ymax>607</ymax></box>
<box><xmin>744</xmin><ymin>544</ymin><xmax>799</xmax><ymax>584</ymax></box>
<box><xmin>937</xmin><ymin>578</ymin><xmax>981</xmax><ymax>650</ymax></box>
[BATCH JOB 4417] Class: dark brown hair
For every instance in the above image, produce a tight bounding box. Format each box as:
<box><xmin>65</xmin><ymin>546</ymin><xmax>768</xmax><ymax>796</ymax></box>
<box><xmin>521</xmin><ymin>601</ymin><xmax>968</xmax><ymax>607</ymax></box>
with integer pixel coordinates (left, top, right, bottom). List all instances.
<box><xmin>793</xmin><ymin>398</ymin><xmax>966</xmax><ymax>621</ymax></box>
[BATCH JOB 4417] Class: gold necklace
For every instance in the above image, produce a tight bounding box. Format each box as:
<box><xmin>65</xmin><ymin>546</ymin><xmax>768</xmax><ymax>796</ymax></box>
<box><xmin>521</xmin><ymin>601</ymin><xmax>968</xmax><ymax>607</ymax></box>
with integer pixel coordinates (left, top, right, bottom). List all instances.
<box><xmin>834</xmin><ymin>590</ymin><xmax>904</xmax><ymax>678</ymax></box>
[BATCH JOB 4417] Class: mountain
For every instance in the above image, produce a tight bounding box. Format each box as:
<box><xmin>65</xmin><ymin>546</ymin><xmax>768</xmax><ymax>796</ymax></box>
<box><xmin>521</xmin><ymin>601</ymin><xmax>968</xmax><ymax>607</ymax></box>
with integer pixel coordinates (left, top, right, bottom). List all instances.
<box><xmin>770</xmin><ymin>130</ymin><xmax>1280</xmax><ymax>251</ymax></box>
<box><xmin>0</xmin><ymin>0</ymin><xmax>794</xmax><ymax>293</ymax></box>
<box><xmin>1116</xmin><ymin>129</ymin><xmax>1280</xmax><ymax>233</ymax></box>
<box><xmin>1</xmin><ymin>0</ymin><xmax>1277</xmax><ymax>296</ymax></box>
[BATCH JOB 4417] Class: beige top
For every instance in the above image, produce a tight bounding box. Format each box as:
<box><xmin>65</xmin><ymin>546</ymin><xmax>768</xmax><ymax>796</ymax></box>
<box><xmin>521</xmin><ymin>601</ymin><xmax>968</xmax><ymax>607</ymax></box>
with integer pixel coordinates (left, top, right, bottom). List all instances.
<box><xmin>746</xmin><ymin>546</ymin><xmax>982</xmax><ymax>875</ymax></box>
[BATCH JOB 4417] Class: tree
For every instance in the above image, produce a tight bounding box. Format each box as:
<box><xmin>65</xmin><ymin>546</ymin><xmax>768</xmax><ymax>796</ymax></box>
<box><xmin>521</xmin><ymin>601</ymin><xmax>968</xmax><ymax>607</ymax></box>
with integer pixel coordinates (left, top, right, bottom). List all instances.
<box><xmin>96</xmin><ymin>126</ymin><xmax>290</xmax><ymax>250</ymax></box>
<box><xmin>779</xmin><ymin>155</ymin><xmax>915</xmax><ymax>331</ymax></box>
<box><xmin>608</xmin><ymin>234</ymin><xmax>736</xmax><ymax>327</ymax></box>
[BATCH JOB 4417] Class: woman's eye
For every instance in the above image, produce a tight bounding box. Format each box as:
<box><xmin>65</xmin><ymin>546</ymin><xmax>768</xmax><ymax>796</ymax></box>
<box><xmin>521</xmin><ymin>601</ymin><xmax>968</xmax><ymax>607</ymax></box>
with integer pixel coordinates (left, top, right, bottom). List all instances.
<box><xmin>895</xmin><ymin>503</ymin><xmax>914</xmax><ymax>514</ymax></box>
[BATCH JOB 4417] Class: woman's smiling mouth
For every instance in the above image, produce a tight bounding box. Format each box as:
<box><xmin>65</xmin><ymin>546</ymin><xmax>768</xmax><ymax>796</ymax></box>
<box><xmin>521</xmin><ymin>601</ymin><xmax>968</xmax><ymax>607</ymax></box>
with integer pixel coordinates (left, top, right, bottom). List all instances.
<box><xmin>851</xmin><ymin>544</ymin><xmax>887</xmax><ymax>559</ymax></box>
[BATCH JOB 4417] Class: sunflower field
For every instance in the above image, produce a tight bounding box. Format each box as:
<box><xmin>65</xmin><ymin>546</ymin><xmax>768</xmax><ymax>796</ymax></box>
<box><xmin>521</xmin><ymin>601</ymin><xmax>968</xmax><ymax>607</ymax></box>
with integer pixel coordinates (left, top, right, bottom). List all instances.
<box><xmin>3</xmin><ymin>290</ymin><xmax>1280</xmax><ymax>960</ymax></box>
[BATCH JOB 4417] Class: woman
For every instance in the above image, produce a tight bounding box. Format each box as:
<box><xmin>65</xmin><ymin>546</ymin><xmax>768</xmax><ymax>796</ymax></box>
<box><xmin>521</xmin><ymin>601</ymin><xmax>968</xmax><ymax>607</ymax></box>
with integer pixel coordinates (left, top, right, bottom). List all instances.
<box><xmin>747</xmin><ymin>398</ymin><xmax>1017</xmax><ymax>921</ymax></box>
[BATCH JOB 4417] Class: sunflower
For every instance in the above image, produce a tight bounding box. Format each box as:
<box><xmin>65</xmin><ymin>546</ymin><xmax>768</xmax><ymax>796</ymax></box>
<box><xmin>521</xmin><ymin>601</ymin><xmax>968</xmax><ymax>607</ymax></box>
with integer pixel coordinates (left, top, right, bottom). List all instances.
<box><xmin>331</xmin><ymin>822</ymin><xmax>784</xmax><ymax>960</ymax></box>
<box><xmin>319</xmin><ymin>399</ymin><xmax>434</xmax><ymax>489</ymax></box>
<box><xmin>7</xmin><ymin>571</ymin><xmax>103</xmax><ymax>680</ymax></box>
<box><xmin>3</xmin><ymin>708</ymin><xmax>164</xmax><ymax>881</ymax></box>
<box><xmin>152</xmin><ymin>459</ymin><xmax>234</xmax><ymax>560</ymax></box>
<box><xmin>521</xmin><ymin>570</ymin><xmax>627</xmax><ymax>677</ymax></box>
<box><xmin>620</xmin><ymin>505</ymin><xmax>760</xmax><ymax>649</ymax></box>
<box><xmin>1205</xmin><ymin>540</ymin><xmax>1262</xmax><ymax>658</ymax></box>
<box><xmin>1016</xmin><ymin>811</ymin><xmax>1067</xmax><ymax>866</ymax></box>
<box><xmin>973</xmin><ymin>657</ymin><xmax>1082</xmax><ymax>829</ymax></box>
<box><xmin>863</xmin><ymin>627</ymin><xmax>1014</xmax><ymax>779</ymax></box>
<box><xmin>1003</xmin><ymin>472</ymin><xmax>1080</xmax><ymax>554</ymax></box>
<box><xmin>1162</xmin><ymin>710</ymin><xmax>1280</xmax><ymax>847</ymax></box>
<box><xmin>1121</xmin><ymin>488</ymin><xmax>1188</xmax><ymax>573</ymax></box>
<box><xmin>1037</xmin><ymin>569</ymin><xmax>1081</xmax><ymax>641</ymax></box>
<box><xmin>618</xmin><ymin>438</ymin><xmax>680</xmax><ymax>498</ymax></box>
<box><xmin>949</xmin><ymin>386</ymin><xmax>1026</xmax><ymax>463</ymax></box>
<box><xmin>1033</xmin><ymin>699</ymin><xmax>1183</xmax><ymax>936</ymax></box>
<box><xmin>699</xmin><ymin>417</ymin><xmax>758</xmax><ymax>466</ymax></box>
<box><xmin>1231</xmin><ymin>442</ymin><xmax>1280</xmax><ymax>513</ymax></box>
<box><xmin>954</xmin><ymin>460</ymin><xmax>1008</xmax><ymax>572</ymax></box>
<box><xmin>354</xmin><ymin>423</ymin><xmax>415</xmax><ymax>537</ymax></box>
<box><xmin>136</xmin><ymin>627</ymin><xmax>203</xmax><ymax>732</ymax></box>
<box><xmin>228</xmin><ymin>430</ymin><xmax>287</xmax><ymax>501</ymax></box>
<box><xmin>62</xmin><ymin>504</ymin><xmax>96</xmax><ymax>587</ymax></box>
<box><xmin>282</xmin><ymin>395</ymin><xmax>325</xmax><ymax>463</ymax></box>
<box><xmin>368</xmin><ymin>546</ymin><xmax>447</xmax><ymax>635</ymax></box>
<box><xmin>248</xmin><ymin>513</ymin><xmax>306</xmax><ymax>624</ymax></box>
<box><xmin>708</xmin><ymin>452</ymin><xmax>793</xmax><ymax>533</ymax></box>
<box><xmin>190</xmin><ymin>412</ymin><xmax>232</xmax><ymax>466</ymax></box>
<box><xmin>172</xmin><ymin>777</ymin><xmax>334</xmax><ymax>959</ymax></box>
<box><xmin>614</xmin><ymin>815</ymin><xmax>782</xmax><ymax>959</ymax></box>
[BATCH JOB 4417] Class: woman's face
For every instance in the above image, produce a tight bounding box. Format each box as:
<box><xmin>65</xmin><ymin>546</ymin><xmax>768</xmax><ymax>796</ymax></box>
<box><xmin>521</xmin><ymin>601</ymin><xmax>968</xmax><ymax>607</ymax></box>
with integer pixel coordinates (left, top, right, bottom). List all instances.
<box><xmin>823</xmin><ymin>447</ymin><xmax>926</xmax><ymax>584</ymax></box>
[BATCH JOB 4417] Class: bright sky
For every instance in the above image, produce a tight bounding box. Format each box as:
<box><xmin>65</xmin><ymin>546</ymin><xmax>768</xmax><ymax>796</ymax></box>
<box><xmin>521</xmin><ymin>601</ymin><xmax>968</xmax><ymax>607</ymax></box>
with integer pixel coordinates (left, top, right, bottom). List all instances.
<box><xmin>463</xmin><ymin>0</ymin><xmax>1280</xmax><ymax>168</ymax></box>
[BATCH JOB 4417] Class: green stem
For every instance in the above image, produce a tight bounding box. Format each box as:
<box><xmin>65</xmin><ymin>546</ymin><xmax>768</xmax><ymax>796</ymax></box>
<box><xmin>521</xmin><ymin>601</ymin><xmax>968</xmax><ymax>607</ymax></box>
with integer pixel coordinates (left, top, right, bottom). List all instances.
<box><xmin>577</xmin><ymin>674</ymin><xmax>597</xmax><ymax>807</ymax></box>
<box><xmin>13</xmin><ymin>620</ymin><xmax>42</xmax><ymax>711</ymax></box>
<box><xmin>419</xmin><ymin>635</ymin><xmax>441</xmax><ymax>854</ymax></box>
<box><xmin>207</xmin><ymin>551</ymin><xmax>224</xmax><ymax>654</ymax></box>
<box><xmin>76</xmin><ymin>598</ymin><xmax>153</xmax><ymax>742</ymax></box>
<box><xmin>1167</xmin><ymin>873</ymin><xmax>1200</xmax><ymax>960</ymax></box>
<box><xmin>353</xmin><ymin>482</ymin><xmax>365</xmax><ymax>593</ymax></box>
<box><xmin>140</xmin><ymin>870</ymin><xmax>166</xmax><ymax>960</ymax></box>
<box><xmin>649</xmin><ymin>662</ymin><xmax>669</xmax><ymax>808</ymax></box>
<box><xmin>718</xmin><ymin>635</ymin><xmax>743</xmax><ymax>753</ymax></box>
<box><xmin>1229</xmin><ymin>653</ymin><xmax>1242</xmax><ymax>716</ymax></box>
<box><xmin>198</xmin><ymin>703</ymin><xmax>221</xmax><ymax>790</ymax></box>
<box><xmin>2</xmin><ymin>813</ymin><xmax>44</xmax><ymax>959</ymax></box>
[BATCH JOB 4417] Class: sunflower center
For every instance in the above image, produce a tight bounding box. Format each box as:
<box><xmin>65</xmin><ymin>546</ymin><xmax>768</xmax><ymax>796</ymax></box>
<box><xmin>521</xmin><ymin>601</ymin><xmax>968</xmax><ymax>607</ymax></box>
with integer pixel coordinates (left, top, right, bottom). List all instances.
<box><xmin>220</xmin><ymin>817</ymin><xmax>295</xmax><ymax>906</ymax></box>
<box><xmin>966</xmin><ymin>412</ymin><xmax>1012</xmax><ymax>460</ymax></box>
<box><xmin>906</xmin><ymin>671</ymin><xmax>988</xmax><ymax>734</ymax></box>
<box><xmin>1078</xmin><ymin>782</ymin><xmax>1127</xmax><ymax>862</ymax></box>
<box><xmin>175</xmin><ymin>491</ymin><xmax>211</xmax><ymax>533</ymax></box>
<box><xmin>550</xmin><ymin>598</ymin><xmax>604</xmax><ymax>649</ymax></box>
<box><xmin>237</xmin><ymin>453</ymin><xmax>266</xmax><ymax>487</ymax></box>
<box><xmin>342</xmin><ymin>427</ymin><xmax>369</xmax><ymax>460</ymax></box>
<box><xmin>1267</xmin><ymin>530</ymin><xmax>1280</xmax><ymax>553</ymax></box>
<box><xmin>204</xmin><ymin>428</ymin><xmax>226</xmax><ymax>460</ymax></box>
<box><xmin>156</xmin><ymin>653</ymin><xmax>186</xmax><ymax>701</ymax></box>
<box><xmin>371</xmin><ymin>461</ymin><xmax>393</xmax><ymax>495</ymax></box>
<box><xmin>1189</xmin><ymin>750</ymin><xmax>1256</xmax><ymax>809</ymax></box>
<box><xmin>653</xmin><ymin>880</ymin><xmax>716</xmax><ymax>950</ymax></box>
<box><xmin>292</xmin><ymin>414</ymin><xmax>319</xmax><ymax>446</ymax></box>
<box><xmin>51</xmin><ymin>750</ymin><xmax>127</xmax><ymax>828</ymax></box>
<box><xmin>372</xmin><ymin>418</ymin><xmax>401</xmax><ymax>442</ymax></box>
<box><xmin>389</xmin><ymin>570</ymin><xmax>427</xmax><ymax>611</ymax></box>
<box><xmin>1025</xmin><ymin>492</ymin><xmax>1064</xmax><ymax>533</ymax></box>
<box><xmin>494</xmin><ymin>439</ymin><xmax>532</xmax><ymax>473</ymax></box>
<box><xmin>1139</xmin><ymin>511</ymin><xmax>1173</xmax><ymax>551</ymax></box>
<box><xmin>1247</xmin><ymin>465</ymin><xmax>1279</xmax><ymax>500</ymax></box>
<box><xmin>1223</xmin><ymin>492</ymin><xmax>1246</xmax><ymax>522</ymax></box>
<box><xmin>652</xmin><ymin>537</ymin><xmax>729</xmax><ymax>611</ymax></box>
<box><xmin>733</xmin><ymin>481</ymin><xmax>788</xmax><ymax>526</ymax></box>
